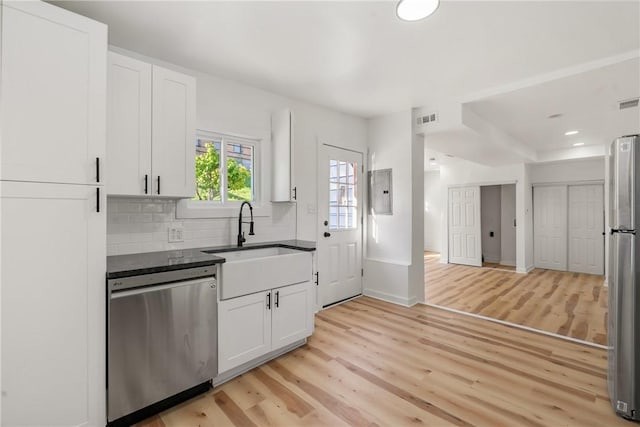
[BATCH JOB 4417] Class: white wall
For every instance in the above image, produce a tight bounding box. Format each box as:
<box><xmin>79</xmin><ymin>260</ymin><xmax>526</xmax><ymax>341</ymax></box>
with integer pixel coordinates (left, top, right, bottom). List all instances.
<box><xmin>439</xmin><ymin>157</ymin><xmax>531</xmax><ymax>273</ymax></box>
<box><xmin>500</xmin><ymin>184</ymin><xmax>517</xmax><ymax>266</ymax></box>
<box><xmin>107</xmin><ymin>46</ymin><xmax>367</xmax><ymax>254</ymax></box>
<box><xmin>364</xmin><ymin>110</ymin><xmax>423</xmax><ymax>306</ymax></box>
<box><xmin>530</xmin><ymin>157</ymin><xmax>605</xmax><ymax>183</ymax></box>
<box><xmin>424</xmin><ymin>171</ymin><xmax>443</xmax><ymax>252</ymax></box>
<box><xmin>481</xmin><ymin>186</ymin><xmax>502</xmax><ymax>263</ymax></box>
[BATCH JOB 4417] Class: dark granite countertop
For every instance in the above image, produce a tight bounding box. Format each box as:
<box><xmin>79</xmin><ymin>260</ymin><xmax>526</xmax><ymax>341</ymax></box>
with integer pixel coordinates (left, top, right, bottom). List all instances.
<box><xmin>106</xmin><ymin>240</ymin><xmax>316</xmax><ymax>279</ymax></box>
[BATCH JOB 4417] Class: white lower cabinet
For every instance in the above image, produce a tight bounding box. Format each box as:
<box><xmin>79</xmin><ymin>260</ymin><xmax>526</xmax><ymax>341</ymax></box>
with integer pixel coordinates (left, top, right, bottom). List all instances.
<box><xmin>1</xmin><ymin>181</ymin><xmax>106</xmax><ymax>426</ymax></box>
<box><xmin>218</xmin><ymin>281</ymin><xmax>314</xmax><ymax>373</ymax></box>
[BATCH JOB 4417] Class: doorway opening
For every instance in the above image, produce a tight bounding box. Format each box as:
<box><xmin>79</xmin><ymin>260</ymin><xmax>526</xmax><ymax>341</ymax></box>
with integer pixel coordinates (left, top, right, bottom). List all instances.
<box><xmin>480</xmin><ymin>184</ymin><xmax>516</xmax><ymax>272</ymax></box>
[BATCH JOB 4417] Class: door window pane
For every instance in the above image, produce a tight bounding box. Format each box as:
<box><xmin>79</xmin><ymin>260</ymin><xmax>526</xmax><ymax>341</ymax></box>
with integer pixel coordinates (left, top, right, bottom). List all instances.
<box><xmin>328</xmin><ymin>159</ymin><xmax>358</xmax><ymax>230</ymax></box>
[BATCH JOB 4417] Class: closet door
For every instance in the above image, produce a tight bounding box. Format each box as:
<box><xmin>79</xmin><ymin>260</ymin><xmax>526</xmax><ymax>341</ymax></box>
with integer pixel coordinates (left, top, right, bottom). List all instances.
<box><xmin>534</xmin><ymin>185</ymin><xmax>568</xmax><ymax>270</ymax></box>
<box><xmin>448</xmin><ymin>186</ymin><xmax>482</xmax><ymax>266</ymax></box>
<box><xmin>568</xmin><ymin>185</ymin><xmax>605</xmax><ymax>275</ymax></box>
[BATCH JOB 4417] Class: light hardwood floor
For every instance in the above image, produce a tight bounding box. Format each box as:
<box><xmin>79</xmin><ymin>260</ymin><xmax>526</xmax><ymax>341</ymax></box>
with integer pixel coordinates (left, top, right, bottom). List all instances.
<box><xmin>138</xmin><ymin>297</ymin><xmax>624</xmax><ymax>427</ymax></box>
<box><xmin>425</xmin><ymin>252</ymin><xmax>608</xmax><ymax>345</ymax></box>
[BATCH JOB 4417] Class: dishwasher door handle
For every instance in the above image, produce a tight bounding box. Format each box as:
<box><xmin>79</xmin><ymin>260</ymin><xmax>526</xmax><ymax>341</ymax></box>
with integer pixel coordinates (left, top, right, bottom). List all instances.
<box><xmin>111</xmin><ymin>277</ymin><xmax>216</xmax><ymax>299</ymax></box>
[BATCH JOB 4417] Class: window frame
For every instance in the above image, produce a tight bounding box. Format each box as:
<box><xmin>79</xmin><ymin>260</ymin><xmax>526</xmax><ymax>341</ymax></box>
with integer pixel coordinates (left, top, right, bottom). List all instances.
<box><xmin>177</xmin><ymin>130</ymin><xmax>271</xmax><ymax>219</ymax></box>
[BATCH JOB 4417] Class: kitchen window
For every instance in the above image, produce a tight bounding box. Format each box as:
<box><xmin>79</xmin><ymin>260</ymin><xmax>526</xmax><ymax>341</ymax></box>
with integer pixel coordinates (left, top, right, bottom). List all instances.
<box><xmin>178</xmin><ymin>130</ymin><xmax>266</xmax><ymax>218</ymax></box>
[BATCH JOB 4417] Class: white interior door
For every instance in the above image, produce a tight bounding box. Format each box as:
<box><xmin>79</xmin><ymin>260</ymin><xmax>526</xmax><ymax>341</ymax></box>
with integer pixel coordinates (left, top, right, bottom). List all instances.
<box><xmin>317</xmin><ymin>145</ymin><xmax>363</xmax><ymax>307</ymax></box>
<box><xmin>448</xmin><ymin>186</ymin><xmax>482</xmax><ymax>266</ymax></box>
<box><xmin>568</xmin><ymin>184</ymin><xmax>605</xmax><ymax>275</ymax></box>
<box><xmin>534</xmin><ymin>185</ymin><xmax>568</xmax><ymax>270</ymax></box>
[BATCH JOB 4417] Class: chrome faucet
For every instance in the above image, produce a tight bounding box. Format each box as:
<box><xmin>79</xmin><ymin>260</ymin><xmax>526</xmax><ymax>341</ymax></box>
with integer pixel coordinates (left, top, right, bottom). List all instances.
<box><xmin>237</xmin><ymin>201</ymin><xmax>255</xmax><ymax>247</ymax></box>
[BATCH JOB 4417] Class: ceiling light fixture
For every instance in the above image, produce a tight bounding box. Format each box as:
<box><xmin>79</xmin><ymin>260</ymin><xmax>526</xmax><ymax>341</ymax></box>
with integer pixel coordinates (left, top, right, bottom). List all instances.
<box><xmin>565</xmin><ymin>130</ymin><xmax>579</xmax><ymax>136</ymax></box>
<box><xmin>573</xmin><ymin>142</ymin><xmax>585</xmax><ymax>147</ymax></box>
<box><xmin>396</xmin><ymin>0</ymin><xmax>440</xmax><ymax>21</ymax></box>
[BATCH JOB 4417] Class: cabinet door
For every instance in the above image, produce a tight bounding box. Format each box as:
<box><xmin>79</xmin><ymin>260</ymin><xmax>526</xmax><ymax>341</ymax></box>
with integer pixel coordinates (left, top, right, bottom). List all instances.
<box><xmin>151</xmin><ymin>66</ymin><xmax>196</xmax><ymax>198</ymax></box>
<box><xmin>218</xmin><ymin>291</ymin><xmax>272</xmax><ymax>373</ymax></box>
<box><xmin>271</xmin><ymin>108</ymin><xmax>294</xmax><ymax>202</ymax></box>
<box><xmin>107</xmin><ymin>52</ymin><xmax>152</xmax><ymax>195</ymax></box>
<box><xmin>0</xmin><ymin>181</ymin><xmax>106</xmax><ymax>427</ymax></box>
<box><xmin>272</xmin><ymin>281</ymin><xmax>314</xmax><ymax>350</ymax></box>
<box><xmin>0</xmin><ymin>1</ymin><xmax>106</xmax><ymax>185</ymax></box>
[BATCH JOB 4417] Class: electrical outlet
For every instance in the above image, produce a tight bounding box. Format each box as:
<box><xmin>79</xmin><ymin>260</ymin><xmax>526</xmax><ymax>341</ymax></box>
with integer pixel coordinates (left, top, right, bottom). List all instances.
<box><xmin>168</xmin><ymin>226</ymin><xmax>184</xmax><ymax>243</ymax></box>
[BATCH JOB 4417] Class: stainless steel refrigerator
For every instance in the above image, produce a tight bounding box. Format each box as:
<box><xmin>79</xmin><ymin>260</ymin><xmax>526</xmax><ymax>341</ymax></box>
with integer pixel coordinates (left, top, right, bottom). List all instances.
<box><xmin>608</xmin><ymin>134</ymin><xmax>640</xmax><ymax>420</ymax></box>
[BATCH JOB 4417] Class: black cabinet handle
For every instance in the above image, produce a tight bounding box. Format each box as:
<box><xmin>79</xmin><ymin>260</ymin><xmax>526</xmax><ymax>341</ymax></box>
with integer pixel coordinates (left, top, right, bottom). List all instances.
<box><xmin>96</xmin><ymin>187</ymin><xmax>100</xmax><ymax>213</ymax></box>
<box><xmin>157</xmin><ymin>176</ymin><xmax>161</xmax><ymax>195</ymax></box>
<box><xmin>275</xmin><ymin>291</ymin><xmax>279</xmax><ymax>308</ymax></box>
<box><xmin>266</xmin><ymin>292</ymin><xmax>271</xmax><ymax>310</ymax></box>
<box><xmin>144</xmin><ymin>174</ymin><xmax>148</xmax><ymax>194</ymax></box>
<box><xmin>315</xmin><ymin>271</ymin><xmax>319</xmax><ymax>286</ymax></box>
<box><xmin>293</xmin><ymin>186</ymin><xmax>297</xmax><ymax>200</ymax></box>
<box><xmin>96</xmin><ymin>157</ymin><xmax>100</xmax><ymax>183</ymax></box>
<box><xmin>324</xmin><ymin>232</ymin><xmax>331</xmax><ymax>238</ymax></box>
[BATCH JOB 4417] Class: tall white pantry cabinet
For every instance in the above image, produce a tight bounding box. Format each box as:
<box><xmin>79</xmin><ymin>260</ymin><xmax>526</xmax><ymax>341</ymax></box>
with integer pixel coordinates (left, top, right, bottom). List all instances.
<box><xmin>0</xmin><ymin>1</ymin><xmax>107</xmax><ymax>426</ymax></box>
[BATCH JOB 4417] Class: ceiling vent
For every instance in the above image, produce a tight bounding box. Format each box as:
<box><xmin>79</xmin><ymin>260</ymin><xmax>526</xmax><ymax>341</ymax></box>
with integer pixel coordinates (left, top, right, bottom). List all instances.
<box><xmin>619</xmin><ymin>98</ymin><xmax>639</xmax><ymax>110</ymax></box>
<box><xmin>417</xmin><ymin>112</ymin><xmax>438</xmax><ymax>125</ymax></box>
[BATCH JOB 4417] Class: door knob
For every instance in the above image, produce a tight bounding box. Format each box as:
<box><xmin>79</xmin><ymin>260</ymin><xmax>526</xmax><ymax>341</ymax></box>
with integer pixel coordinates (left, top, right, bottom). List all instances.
<box><xmin>324</xmin><ymin>232</ymin><xmax>331</xmax><ymax>238</ymax></box>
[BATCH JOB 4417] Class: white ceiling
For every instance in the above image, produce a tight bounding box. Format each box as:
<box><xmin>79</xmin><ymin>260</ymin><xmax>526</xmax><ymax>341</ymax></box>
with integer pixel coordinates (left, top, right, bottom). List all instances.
<box><xmin>54</xmin><ymin>0</ymin><xmax>640</xmax><ymax>120</ymax></box>
<box><xmin>466</xmin><ymin>58</ymin><xmax>640</xmax><ymax>154</ymax></box>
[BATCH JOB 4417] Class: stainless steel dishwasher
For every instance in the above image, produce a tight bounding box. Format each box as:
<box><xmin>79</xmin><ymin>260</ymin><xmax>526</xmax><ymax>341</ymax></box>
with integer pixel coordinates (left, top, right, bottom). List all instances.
<box><xmin>107</xmin><ymin>266</ymin><xmax>218</xmax><ymax>426</ymax></box>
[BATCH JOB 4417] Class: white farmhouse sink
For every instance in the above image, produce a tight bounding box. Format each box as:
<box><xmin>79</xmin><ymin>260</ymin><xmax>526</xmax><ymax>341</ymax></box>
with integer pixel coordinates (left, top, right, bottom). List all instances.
<box><xmin>214</xmin><ymin>247</ymin><xmax>312</xmax><ymax>300</ymax></box>
<box><xmin>218</xmin><ymin>247</ymin><xmax>300</xmax><ymax>261</ymax></box>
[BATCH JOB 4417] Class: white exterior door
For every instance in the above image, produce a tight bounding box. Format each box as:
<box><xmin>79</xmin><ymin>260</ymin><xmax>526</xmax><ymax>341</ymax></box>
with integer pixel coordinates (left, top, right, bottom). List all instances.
<box><xmin>151</xmin><ymin>65</ymin><xmax>196</xmax><ymax>197</ymax></box>
<box><xmin>534</xmin><ymin>185</ymin><xmax>568</xmax><ymax>270</ymax></box>
<box><xmin>568</xmin><ymin>184</ymin><xmax>605</xmax><ymax>275</ymax></box>
<box><xmin>317</xmin><ymin>145</ymin><xmax>363</xmax><ymax>307</ymax></box>
<box><xmin>1</xmin><ymin>181</ymin><xmax>106</xmax><ymax>426</ymax></box>
<box><xmin>107</xmin><ymin>52</ymin><xmax>153</xmax><ymax>195</ymax></box>
<box><xmin>448</xmin><ymin>186</ymin><xmax>482</xmax><ymax>266</ymax></box>
<box><xmin>0</xmin><ymin>1</ymin><xmax>106</xmax><ymax>185</ymax></box>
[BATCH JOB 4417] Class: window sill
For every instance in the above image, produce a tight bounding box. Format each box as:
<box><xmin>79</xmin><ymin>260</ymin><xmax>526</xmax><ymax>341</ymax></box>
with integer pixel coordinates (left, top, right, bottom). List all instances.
<box><xmin>176</xmin><ymin>199</ymin><xmax>273</xmax><ymax>219</ymax></box>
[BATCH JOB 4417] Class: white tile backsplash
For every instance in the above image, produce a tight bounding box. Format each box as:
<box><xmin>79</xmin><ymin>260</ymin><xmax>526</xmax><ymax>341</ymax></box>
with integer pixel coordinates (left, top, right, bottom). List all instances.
<box><xmin>106</xmin><ymin>198</ymin><xmax>296</xmax><ymax>256</ymax></box>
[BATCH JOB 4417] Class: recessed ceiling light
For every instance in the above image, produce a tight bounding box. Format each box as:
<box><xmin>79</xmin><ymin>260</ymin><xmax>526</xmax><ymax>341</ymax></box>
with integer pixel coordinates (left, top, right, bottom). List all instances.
<box><xmin>565</xmin><ymin>130</ymin><xmax>579</xmax><ymax>136</ymax></box>
<box><xmin>573</xmin><ymin>142</ymin><xmax>585</xmax><ymax>147</ymax></box>
<box><xmin>396</xmin><ymin>0</ymin><xmax>440</xmax><ymax>21</ymax></box>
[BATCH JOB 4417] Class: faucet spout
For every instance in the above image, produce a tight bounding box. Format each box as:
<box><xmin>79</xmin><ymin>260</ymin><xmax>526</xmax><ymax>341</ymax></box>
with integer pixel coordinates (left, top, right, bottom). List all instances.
<box><xmin>237</xmin><ymin>201</ymin><xmax>254</xmax><ymax>247</ymax></box>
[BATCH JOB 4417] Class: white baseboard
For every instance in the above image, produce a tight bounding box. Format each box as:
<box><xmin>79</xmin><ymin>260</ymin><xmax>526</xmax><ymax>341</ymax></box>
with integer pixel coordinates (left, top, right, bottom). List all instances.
<box><xmin>500</xmin><ymin>259</ymin><xmax>516</xmax><ymax>267</ymax></box>
<box><xmin>484</xmin><ymin>255</ymin><xmax>500</xmax><ymax>263</ymax></box>
<box><xmin>363</xmin><ymin>289</ymin><xmax>416</xmax><ymax>307</ymax></box>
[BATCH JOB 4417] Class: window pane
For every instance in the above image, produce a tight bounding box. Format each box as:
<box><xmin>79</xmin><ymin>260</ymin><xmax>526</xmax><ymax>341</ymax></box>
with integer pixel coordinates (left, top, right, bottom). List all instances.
<box><xmin>194</xmin><ymin>138</ymin><xmax>221</xmax><ymax>201</ymax></box>
<box><xmin>328</xmin><ymin>159</ymin><xmax>358</xmax><ymax>231</ymax></box>
<box><xmin>226</xmin><ymin>142</ymin><xmax>254</xmax><ymax>201</ymax></box>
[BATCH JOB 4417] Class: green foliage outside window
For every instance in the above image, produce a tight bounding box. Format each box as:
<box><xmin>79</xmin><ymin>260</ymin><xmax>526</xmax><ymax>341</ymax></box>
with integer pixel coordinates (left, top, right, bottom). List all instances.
<box><xmin>195</xmin><ymin>142</ymin><xmax>252</xmax><ymax>201</ymax></box>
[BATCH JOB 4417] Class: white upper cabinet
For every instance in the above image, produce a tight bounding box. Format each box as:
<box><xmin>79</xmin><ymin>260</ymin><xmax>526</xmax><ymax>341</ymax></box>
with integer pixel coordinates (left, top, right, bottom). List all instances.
<box><xmin>271</xmin><ymin>108</ymin><xmax>296</xmax><ymax>202</ymax></box>
<box><xmin>151</xmin><ymin>66</ymin><xmax>196</xmax><ymax>198</ymax></box>
<box><xmin>107</xmin><ymin>52</ymin><xmax>196</xmax><ymax>197</ymax></box>
<box><xmin>107</xmin><ymin>53</ymin><xmax>153</xmax><ymax>195</ymax></box>
<box><xmin>1</xmin><ymin>1</ymin><xmax>106</xmax><ymax>185</ymax></box>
